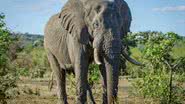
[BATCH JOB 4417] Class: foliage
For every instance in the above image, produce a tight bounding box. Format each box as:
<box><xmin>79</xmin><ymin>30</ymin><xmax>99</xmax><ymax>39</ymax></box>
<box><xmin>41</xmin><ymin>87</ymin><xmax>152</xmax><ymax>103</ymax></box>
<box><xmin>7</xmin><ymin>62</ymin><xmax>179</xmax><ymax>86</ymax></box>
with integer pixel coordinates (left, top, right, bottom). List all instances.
<box><xmin>124</xmin><ymin>47</ymin><xmax>144</xmax><ymax>77</ymax></box>
<box><xmin>33</xmin><ymin>39</ymin><xmax>43</xmax><ymax>47</ymax></box>
<box><xmin>0</xmin><ymin>13</ymin><xmax>17</xmax><ymax>103</ymax></box>
<box><xmin>131</xmin><ymin>71</ymin><xmax>184</xmax><ymax>104</ymax></box>
<box><xmin>88</xmin><ymin>64</ymin><xmax>100</xmax><ymax>85</ymax></box>
<box><xmin>14</xmin><ymin>47</ymin><xmax>49</xmax><ymax>78</ymax></box>
<box><xmin>10</xmin><ymin>34</ymin><xmax>50</xmax><ymax>78</ymax></box>
<box><xmin>66</xmin><ymin>74</ymin><xmax>76</xmax><ymax>96</ymax></box>
<box><xmin>129</xmin><ymin>32</ymin><xmax>185</xmax><ymax>104</ymax></box>
<box><xmin>29</xmin><ymin>47</ymin><xmax>48</xmax><ymax>78</ymax></box>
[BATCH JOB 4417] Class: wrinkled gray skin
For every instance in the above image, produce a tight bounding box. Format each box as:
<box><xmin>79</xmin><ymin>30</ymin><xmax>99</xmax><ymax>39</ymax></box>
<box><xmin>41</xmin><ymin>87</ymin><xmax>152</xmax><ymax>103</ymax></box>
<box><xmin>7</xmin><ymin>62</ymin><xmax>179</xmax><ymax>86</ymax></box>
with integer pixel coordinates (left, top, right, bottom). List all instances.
<box><xmin>44</xmin><ymin>0</ymin><xmax>141</xmax><ymax>104</ymax></box>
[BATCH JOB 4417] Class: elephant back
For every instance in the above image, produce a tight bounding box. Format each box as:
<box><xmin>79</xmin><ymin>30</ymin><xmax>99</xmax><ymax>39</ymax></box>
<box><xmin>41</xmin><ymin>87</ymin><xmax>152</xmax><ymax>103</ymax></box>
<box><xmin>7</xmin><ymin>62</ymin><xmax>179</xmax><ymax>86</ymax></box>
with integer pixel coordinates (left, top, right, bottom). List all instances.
<box><xmin>59</xmin><ymin>0</ymin><xmax>84</xmax><ymax>33</ymax></box>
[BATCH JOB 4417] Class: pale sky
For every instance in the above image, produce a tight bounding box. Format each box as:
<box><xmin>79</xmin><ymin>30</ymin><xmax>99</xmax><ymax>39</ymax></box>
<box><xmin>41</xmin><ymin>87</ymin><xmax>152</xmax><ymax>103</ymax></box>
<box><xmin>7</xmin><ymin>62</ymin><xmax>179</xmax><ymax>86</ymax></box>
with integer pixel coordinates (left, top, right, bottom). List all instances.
<box><xmin>0</xmin><ymin>0</ymin><xmax>185</xmax><ymax>36</ymax></box>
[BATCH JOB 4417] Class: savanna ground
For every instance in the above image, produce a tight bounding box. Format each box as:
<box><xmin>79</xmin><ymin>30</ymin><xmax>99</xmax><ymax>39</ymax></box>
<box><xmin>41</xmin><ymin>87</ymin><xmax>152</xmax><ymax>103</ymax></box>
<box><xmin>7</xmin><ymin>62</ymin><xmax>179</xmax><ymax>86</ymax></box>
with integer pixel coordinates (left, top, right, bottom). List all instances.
<box><xmin>6</xmin><ymin>77</ymin><xmax>161</xmax><ymax>104</ymax></box>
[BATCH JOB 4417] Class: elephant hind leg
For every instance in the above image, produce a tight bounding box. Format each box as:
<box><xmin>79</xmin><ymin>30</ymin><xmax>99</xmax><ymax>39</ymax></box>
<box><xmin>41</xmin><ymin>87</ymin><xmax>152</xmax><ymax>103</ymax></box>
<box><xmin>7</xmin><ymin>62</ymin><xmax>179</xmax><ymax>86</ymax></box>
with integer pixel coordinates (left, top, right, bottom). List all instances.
<box><xmin>47</xmin><ymin>51</ymin><xmax>68</xmax><ymax>104</ymax></box>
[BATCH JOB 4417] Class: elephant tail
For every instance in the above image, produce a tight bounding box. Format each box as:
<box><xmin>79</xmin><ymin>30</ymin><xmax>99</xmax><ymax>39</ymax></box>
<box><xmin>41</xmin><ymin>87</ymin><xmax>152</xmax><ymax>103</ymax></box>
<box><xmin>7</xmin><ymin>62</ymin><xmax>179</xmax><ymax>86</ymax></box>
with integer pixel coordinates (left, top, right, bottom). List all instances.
<box><xmin>48</xmin><ymin>71</ymin><xmax>54</xmax><ymax>91</ymax></box>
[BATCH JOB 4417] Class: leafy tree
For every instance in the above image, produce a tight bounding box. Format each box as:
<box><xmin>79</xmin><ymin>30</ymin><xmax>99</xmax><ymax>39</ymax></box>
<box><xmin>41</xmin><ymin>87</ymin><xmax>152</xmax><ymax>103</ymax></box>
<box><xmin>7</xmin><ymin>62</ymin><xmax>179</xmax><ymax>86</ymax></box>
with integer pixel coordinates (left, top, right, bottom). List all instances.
<box><xmin>130</xmin><ymin>32</ymin><xmax>185</xmax><ymax>104</ymax></box>
<box><xmin>0</xmin><ymin>13</ymin><xmax>16</xmax><ymax>104</ymax></box>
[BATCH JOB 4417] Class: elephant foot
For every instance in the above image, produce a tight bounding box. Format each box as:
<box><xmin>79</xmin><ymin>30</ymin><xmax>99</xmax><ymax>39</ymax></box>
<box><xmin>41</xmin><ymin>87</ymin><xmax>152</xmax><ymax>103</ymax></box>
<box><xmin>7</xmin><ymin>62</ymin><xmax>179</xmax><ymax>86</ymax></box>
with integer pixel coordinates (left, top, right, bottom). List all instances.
<box><xmin>76</xmin><ymin>96</ymin><xmax>88</xmax><ymax>104</ymax></box>
<box><xmin>57</xmin><ymin>97</ymin><xmax>68</xmax><ymax>104</ymax></box>
<box><xmin>102</xmin><ymin>100</ymin><xmax>107</xmax><ymax>104</ymax></box>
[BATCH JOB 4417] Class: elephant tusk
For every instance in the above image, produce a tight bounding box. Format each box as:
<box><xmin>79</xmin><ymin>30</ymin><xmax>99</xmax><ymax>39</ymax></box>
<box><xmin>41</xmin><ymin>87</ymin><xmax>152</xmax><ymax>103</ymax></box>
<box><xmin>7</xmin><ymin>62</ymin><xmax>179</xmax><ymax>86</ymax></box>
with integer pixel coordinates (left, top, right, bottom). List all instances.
<box><xmin>121</xmin><ymin>48</ymin><xmax>143</xmax><ymax>66</ymax></box>
<box><xmin>94</xmin><ymin>48</ymin><xmax>102</xmax><ymax>65</ymax></box>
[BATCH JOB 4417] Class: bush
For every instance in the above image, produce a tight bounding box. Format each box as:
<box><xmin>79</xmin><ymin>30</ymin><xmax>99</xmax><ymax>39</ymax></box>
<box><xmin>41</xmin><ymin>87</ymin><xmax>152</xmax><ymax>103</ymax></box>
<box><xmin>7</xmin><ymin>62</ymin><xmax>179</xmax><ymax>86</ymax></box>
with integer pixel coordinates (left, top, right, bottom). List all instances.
<box><xmin>13</xmin><ymin>47</ymin><xmax>50</xmax><ymax>78</ymax></box>
<box><xmin>29</xmin><ymin>47</ymin><xmax>48</xmax><ymax>78</ymax></box>
<box><xmin>131</xmin><ymin>71</ymin><xmax>184</xmax><ymax>104</ymax></box>
<box><xmin>0</xmin><ymin>13</ymin><xmax>17</xmax><ymax>103</ymax></box>
<box><xmin>129</xmin><ymin>32</ymin><xmax>185</xmax><ymax>104</ymax></box>
<box><xmin>88</xmin><ymin>64</ymin><xmax>100</xmax><ymax>85</ymax></box>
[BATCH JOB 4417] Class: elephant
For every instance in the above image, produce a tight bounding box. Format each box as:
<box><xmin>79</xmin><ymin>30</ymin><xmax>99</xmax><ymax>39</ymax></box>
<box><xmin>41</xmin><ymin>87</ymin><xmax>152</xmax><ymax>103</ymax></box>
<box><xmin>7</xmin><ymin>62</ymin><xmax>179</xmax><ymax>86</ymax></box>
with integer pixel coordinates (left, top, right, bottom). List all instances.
<box><xmin>44</xmin><ymin>0</ymin><xmax>142</xmax><ymax>104</ymax></box>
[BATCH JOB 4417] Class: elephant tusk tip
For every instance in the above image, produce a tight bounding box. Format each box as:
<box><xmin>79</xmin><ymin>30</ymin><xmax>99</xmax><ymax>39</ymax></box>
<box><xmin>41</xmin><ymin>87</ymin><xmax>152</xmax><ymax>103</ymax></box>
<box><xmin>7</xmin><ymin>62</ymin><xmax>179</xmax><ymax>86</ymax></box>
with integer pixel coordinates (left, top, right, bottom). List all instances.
<box><xmin>94</xmin><ymin>48</ymin><xmax>102</xmax><ymax>65</ymax></box>
<box><xmin>97</xmin><ymin>63</ymin><xmax>102</xmax><ymax>65</ymax></box>
<box><xmin>95</xmin><ymin>61</ymin><xmax>102</xmax><ymax>65</ymax></box>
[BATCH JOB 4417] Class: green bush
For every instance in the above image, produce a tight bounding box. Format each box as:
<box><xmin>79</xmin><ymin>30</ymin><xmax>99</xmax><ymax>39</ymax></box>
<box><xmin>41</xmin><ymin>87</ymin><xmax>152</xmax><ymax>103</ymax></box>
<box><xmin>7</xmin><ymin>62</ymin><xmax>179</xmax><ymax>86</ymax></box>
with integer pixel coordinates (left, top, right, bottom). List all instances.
<box><xmin>88</xmin><ymin>64</ymin><xmax>100</xmax><ymax>85</ymax></box>
<box><xmin>131</xmin><ymin>71</ymin><xmax>184</xmax><ymax>104</ymax></box>
<box><xmin>17</xmin><ymin>68</ymin><xmax>30</xmax><ymax>77</ymax></box>
<box><xmin>125</xmin><ymin>48</ymin><xmax>145</xmax><ymax>77</ymax></box>
<box><xmin>0</xmin><ymin>13</ymin><xmax>17</xmax><ymax>103</ymax></box>
<box><xmin>129</xmin><ymin>32</ymin><xmax>185</xmax><ymax>104</ymax></box>
<box><xmin>14</xmin><ymin>46</ymin><xmax>50</xmax><ymax>78</ymax></box>
<box><xmin>30</xmin><ymin>47</ymin><xmax>48</xmax><ymax>78</ymax></box>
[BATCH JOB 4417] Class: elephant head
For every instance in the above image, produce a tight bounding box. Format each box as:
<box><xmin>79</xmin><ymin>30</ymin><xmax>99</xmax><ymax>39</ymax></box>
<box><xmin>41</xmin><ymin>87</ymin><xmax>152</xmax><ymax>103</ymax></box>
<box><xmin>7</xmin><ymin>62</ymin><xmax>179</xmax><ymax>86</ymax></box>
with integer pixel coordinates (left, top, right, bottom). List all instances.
<box><xmin>59</xmin><ymin>0</ymin><xmax>141</xmax><ymax>103</ymax></box>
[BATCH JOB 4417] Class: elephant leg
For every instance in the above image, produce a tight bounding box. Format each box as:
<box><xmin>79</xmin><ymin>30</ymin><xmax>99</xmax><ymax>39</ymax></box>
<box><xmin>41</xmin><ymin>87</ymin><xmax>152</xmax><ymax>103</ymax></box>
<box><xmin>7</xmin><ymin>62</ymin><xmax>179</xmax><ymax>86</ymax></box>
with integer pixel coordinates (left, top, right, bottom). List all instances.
<box><xmin>99</xmin><ymin>65</ymin><xmax>107</xmax><ymax>104</ymax></box>
<box><xmin>87</xmin><ymin>83</ymin><xmax>96</xmax><ymax>104</ymax></box>
<box><xmin>73</xmin><ymin>69</ymin><xmax>95</xmax><ymax>104</ymax></box>
<box><xmin>56</xmin><ymin>69</ymin><xmax>68</xmax><ymax>104</ymax></box>
<box><xmin>75</xmin><ymin>64</ymin><xmax>88</xmax><ymax>104</ymax></box>
<box><xmin>74</xmin><ymin>45</ymin><xmax>89</xmax><ymax>104</ymax></box>
<box><xmin>47</xmin><ymin>51</ymin><xmax>68</xmax><ymax>104</ymax></box>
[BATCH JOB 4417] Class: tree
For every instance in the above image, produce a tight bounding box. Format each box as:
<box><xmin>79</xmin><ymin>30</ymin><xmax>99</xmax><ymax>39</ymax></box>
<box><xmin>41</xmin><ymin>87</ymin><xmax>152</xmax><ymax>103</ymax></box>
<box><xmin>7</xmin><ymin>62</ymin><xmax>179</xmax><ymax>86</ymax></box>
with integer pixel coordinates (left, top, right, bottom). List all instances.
<box><xmin>0</xmin><ymin>13</ymin><xmax>16</xmax><ymax>104</ymax></box>
<box><xmin>130</xmin><ymin>32</ymin><xmax>185</xmax><ymax>104</ymax></box>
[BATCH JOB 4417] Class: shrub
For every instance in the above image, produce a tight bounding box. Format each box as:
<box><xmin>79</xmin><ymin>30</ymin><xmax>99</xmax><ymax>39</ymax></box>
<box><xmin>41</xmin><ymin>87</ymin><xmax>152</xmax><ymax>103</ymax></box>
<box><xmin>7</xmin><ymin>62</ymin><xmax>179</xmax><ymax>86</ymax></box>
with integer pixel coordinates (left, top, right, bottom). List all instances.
<box><xmin>0</xmin><ymin>13</ymin><xmax>17</xmax><ymax>103</ymax></box>
<box><xmin>129</xmin><ymin>32</ymin><xmax>185</xmax><ymax>104</ymax></box>
<box><xmin>88</xmin><ymin>64</ymin><xmax>100</xmax><ymax>85</ymax></box>
<box><xmin>131</xmin><ymin>71</ymin><xmax>184</xmax><ymax>104</ymax></box>
<box><xmin>14</xmin><ymin>47</ymin><xmax>49</xmax><ymax>78</ymax></box>
<box><xmin>30</xmin><ymin>47</ymin><xmax>48</xmax><ymax>78</ymax></box>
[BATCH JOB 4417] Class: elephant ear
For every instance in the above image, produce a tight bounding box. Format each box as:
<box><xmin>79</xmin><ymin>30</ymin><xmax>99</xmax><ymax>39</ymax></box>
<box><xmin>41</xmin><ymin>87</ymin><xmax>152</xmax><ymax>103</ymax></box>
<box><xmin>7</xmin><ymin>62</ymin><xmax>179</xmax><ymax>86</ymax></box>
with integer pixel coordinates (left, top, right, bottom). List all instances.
<box><xmin>115</xmin><ymin>0</ymin><xmax>132</xmax><ymax>39</ymax></box>
<box><xmin>59</xmin><ymin>0</ymin><xmax>89</xmax><ymax>44</ymax></box>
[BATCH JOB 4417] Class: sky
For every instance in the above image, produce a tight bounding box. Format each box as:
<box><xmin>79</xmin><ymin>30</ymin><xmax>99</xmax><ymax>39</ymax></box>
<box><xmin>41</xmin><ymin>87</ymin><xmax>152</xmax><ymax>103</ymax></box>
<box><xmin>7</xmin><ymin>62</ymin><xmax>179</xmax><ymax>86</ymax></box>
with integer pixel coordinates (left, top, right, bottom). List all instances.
<box><xmin>0</xmin><ymin>0</ymin><xmax>185</xmax><ymax>36</ymax></box>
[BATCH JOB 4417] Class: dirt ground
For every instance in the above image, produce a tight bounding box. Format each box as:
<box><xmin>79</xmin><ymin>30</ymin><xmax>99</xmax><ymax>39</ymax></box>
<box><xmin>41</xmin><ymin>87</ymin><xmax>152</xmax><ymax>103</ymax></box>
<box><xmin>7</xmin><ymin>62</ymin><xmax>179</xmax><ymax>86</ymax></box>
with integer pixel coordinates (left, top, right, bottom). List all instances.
<box><xmin>5</xmin><ymin>77</ymin><xmax>181</xmax><ymax>104</ymax></box>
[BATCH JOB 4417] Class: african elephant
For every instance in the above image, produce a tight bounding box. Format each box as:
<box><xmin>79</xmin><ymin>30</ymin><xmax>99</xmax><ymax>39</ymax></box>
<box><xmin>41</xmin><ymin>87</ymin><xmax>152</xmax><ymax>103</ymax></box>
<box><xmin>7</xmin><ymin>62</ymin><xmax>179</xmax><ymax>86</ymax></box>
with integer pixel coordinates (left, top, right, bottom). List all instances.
<box><xmin>44</xmin><ymin>0</ymin><xmax>141</xmax><ymax>104</ymax></box>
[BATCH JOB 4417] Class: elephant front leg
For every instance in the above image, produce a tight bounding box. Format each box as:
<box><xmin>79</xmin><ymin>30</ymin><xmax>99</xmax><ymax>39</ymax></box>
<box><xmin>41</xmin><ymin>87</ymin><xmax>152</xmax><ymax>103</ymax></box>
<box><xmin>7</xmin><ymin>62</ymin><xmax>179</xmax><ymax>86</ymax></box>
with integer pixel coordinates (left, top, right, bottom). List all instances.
<box><xmin>47</xmin><ymin>52</ymin><xmax>68</xmax><ymax>104</ymax></box>
<box><xmin>74</xmin><ymin>44</ymin><xmax>89</xmax><ymax>104</ymax></box>
<box><xmin>99</xmin><ymin>65</ymin><xmax>107</xmax><ymax>104</ymax></box>
<box><xmin>75</xmin><ymin>63</ymin><xmax>88</xmax><ymax>104</ymax></box>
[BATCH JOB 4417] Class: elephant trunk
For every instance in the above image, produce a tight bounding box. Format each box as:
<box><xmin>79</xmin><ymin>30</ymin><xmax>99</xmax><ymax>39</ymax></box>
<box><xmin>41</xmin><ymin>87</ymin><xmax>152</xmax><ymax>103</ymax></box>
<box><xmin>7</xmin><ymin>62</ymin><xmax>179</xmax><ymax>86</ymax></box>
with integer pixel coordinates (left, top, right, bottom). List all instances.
<box><xmin>104</xmin><ymin>36</ymin><xmax>121</xmax><ymax>104</ymax></box>
<box><xmin>104</xmin><ymin>53</ymin><xmax>120</xmax><ymax>104</ymax></box>
<box><xmin>106</xmin><ymin>62</ymin><xmax>114</xmax><ymax>104</ymax></box>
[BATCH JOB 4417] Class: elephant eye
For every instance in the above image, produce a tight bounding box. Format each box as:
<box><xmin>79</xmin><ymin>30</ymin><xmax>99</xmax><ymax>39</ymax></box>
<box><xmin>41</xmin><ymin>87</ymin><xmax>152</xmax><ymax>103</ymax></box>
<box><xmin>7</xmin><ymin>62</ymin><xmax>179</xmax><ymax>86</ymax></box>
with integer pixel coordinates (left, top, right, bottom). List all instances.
<box><xmin>93</xmin><ymin>21</ymin><xmax>100</xmax><ymax>29</ymax></box>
